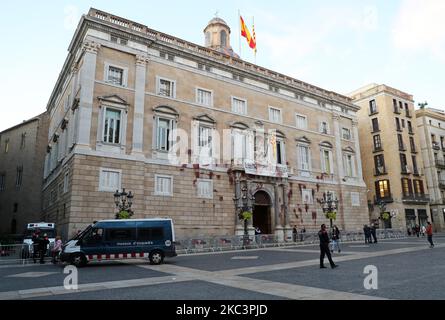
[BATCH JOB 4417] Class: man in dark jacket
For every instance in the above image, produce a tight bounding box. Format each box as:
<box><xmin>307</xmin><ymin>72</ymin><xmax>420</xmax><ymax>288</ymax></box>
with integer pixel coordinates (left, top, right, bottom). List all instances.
<box><xmin>318</xmin><ymin>224</ymin><xmax>338</xmax><ymax>269</ymax></box>
<box><xmin>32</xmin><ymin>230</ymin><xmax>41</xmax><ymax>263</ymax></box>
<box><xmin>370</xmin><ymin>224</ymin><xmax>378</xmax><ymax>243</ymax></box>
<box><xmin>37</xmin><ymin>233</ymin><xmax>50</xmax><ymax>264</ymax></box>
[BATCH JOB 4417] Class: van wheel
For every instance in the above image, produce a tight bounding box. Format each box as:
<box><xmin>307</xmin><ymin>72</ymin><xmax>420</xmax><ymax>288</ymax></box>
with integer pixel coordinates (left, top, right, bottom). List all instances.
<box><xmin>71</xmin><ymin>253</ymin><xmax>87</xmax><ymax>268</ymax></box>
<box><xmin>149</xmin><ymin>250</ymin><xmax>164</xmax><ymax>265</ymax></box>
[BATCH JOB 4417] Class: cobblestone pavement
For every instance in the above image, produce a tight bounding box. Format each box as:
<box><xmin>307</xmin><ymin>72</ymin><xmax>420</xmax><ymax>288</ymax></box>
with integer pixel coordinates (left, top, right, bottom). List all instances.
<box><xmin>0</xmin><ymin>235</ymin><xmax>443</xmax><ymax>300</ymax></box>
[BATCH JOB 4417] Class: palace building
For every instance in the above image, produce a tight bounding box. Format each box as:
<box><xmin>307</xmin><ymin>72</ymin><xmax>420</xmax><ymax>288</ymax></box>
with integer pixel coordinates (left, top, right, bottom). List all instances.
<box><xmin>42</xmin><ymin>8</ymin><xmax>369</xmax><ymax>240</ymax></box>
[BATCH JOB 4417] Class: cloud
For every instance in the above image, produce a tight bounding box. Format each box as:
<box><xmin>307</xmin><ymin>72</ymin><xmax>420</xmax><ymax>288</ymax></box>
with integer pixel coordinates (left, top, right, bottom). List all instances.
<box><xmin>392</xmin><ymin>0</ymin><xmax>445</xmax><ymax>60</ymax></box>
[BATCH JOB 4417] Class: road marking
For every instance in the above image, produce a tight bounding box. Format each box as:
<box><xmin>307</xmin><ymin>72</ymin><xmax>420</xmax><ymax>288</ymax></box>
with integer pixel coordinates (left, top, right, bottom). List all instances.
<box><xmin>349</xmin><ymin>245</ymin><xmax>370</xmax><ymax>248</ymax></box>
<box><xmin>6</xmin><ymin>272</ymin><xmax>58</xmax><ymax>278</ymax></box>
<box><xmin>231</xmin><ymin>256</ymin><xmax>259</xmax><ymax>260</ymax></box>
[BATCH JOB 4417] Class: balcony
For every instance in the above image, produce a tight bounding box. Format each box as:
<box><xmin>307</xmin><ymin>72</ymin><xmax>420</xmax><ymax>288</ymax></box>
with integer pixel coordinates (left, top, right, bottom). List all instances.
<box><xmin>413</xmin><ymin>168</ymin><xmax>421</xmax><ymax>176</ymax></box>
<box><xmin>406</xmin><ymin>111</ymin><xmax>412</xmax><ymax>118</ymax></box>
<box><xmin>372</xmin><ymin>146</ymin><xmax>383</xmax><ymax>153</ymax></box>
<box><xmin>374</xmin><ymin>194</ymin><xmax>394</xmax><ymax>204</ymax></box>
<box><xmin>402</xmin><ymin>193</ymin><xmax>430</xmax><ymax>204</ymax></box>
<box><xmin>398</xmin><ymin>144</ymin><xmax>407</xmax><ymax>151</ymax></box>
<box><xmin>439</xmin><ymin>180</ymin><xmax>445</xmax><ymax>190</ymax></box>
<box><xmin>408</xmin><ymin>129</ymin><xmax>414</xmax><ymax>135</ymax></box>
<box><xmin>432</xmin><ymin>142</ymin><xmax>441</xmax><ymax>150</ymax></box>
<box><xmin>435</xmin><ymin>160</ymin><xmax>445</xmax><ymax>169</ymax></box>
<box><xmin>401</xmin><ymin>165</ymin><xmax>411</xmax><ymax>175</ymax></box>
<box><xmin>393</xmin><ymin>107</ymin><xmax>401</xmax><ymax>114</ymax></box>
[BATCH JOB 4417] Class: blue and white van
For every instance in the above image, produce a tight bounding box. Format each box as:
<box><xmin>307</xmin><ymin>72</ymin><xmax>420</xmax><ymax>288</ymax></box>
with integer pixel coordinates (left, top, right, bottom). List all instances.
<box><xmin>61</xmin><ymin>219</ymin><xmax>176</xmax><ymax>267</ymax></box>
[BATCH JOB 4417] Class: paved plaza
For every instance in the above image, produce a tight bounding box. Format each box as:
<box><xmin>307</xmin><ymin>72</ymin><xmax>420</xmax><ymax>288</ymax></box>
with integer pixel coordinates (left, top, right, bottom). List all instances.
<box><xmin>0</xmin><ymin>235</ymin><xmax>444</xmax><ymax>300</ymax></box>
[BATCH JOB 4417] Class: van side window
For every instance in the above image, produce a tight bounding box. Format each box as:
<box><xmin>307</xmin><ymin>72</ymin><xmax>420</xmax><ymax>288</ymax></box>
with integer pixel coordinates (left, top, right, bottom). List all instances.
<box><xmin>106</xmin><ymin>228</ymin><xmax>135</xmax><ymax>241</ymax></box>
<box><xmin>83</xmin><ymin>228</ymin><xmax>104</xmax><ymax>244</ymax></box>
<box><xmin>138</xmin><ymin>228</ymin><xmax>164</xmax><ymax>241</ymax></box>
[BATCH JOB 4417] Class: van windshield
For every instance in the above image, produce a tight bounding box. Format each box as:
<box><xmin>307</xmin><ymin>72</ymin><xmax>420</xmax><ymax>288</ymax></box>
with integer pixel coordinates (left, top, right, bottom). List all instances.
<box><xmin>24</xmin><ymin>229</ymin><xmax>55</xmax><ymax>239</ymax></box>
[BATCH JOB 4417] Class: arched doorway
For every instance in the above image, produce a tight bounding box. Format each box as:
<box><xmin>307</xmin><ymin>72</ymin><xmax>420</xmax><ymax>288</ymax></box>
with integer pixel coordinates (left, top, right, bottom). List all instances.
<box><xmin>253</xmin><ymin>191</ymin><xmax>272</xmax><ymax>235</ymax></box>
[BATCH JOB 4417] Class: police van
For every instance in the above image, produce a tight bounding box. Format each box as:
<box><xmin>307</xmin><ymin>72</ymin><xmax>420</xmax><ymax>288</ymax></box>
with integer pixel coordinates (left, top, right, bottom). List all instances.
<box><xmin>61</xmin><ymin>219</ymin><xmax>177</xmax><ymax>267</ymax></box>
<box><xmin>22</xmin><ymin>222</ymin><xmax>56</xmax><ymax>257</ymax></box>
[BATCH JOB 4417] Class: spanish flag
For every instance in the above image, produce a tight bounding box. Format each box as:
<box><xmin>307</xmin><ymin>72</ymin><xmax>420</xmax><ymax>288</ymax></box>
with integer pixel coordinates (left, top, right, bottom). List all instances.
<box><xmin>240</xmin><ymin>15</ymin><xmax>256</xmax><ymax>50</ymax></box>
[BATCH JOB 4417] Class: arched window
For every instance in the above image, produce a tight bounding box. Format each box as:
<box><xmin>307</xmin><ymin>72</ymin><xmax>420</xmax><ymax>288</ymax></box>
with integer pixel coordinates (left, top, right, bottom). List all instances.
<box><xmin>220</xmin><ymin>30</ymin><xmax>227</xmax><ymax>47</ymax></box>
<box><xmin>205</xmin><ymin>32</ymin><xmax>211</xmax><ymax>46</ymax></box>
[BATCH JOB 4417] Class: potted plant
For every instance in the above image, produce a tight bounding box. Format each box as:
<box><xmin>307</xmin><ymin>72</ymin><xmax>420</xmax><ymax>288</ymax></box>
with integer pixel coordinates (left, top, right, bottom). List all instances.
<box><xmin>116</xmin><ymin>209</ymin><xmax>133</xmax><ymax>220</ymax></box>
<box><xmin>326</xmin><ymin>211</ymin><xmax>336</xmax><ymax>220</ymax></box>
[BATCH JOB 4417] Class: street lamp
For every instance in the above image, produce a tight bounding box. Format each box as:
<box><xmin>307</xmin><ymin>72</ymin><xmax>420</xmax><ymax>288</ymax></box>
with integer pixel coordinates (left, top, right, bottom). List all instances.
<box><xmin>114</xmin><ymin>188</ymin><xmax>134</xmax><ymax>219</ymax></box>
<box><xmin>237</xmin><ymin>185</ymin><xmax>254</xmax><ymax>247</ymax></box>
<box><xmin>317</xmin><ymin>191</ymin><xmax>339</xmax><ymax>229</ymax></box>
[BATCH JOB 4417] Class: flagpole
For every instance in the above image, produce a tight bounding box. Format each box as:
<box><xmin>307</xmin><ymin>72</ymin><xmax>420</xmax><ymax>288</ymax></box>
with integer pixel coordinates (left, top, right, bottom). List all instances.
<box><xmin>238</xmin><ymin>9</ymin><xmax>241</xmax><ymax>59</ymax></box>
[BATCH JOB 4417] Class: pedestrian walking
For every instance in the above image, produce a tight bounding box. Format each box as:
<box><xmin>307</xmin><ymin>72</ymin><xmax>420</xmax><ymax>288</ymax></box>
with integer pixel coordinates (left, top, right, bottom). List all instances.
<box><xmin>51</xmin><ymin>236</ymin><xmax>62</xmax><ymax>264</ymax></box>
<box><xmin>300</xmin><ymin>226</ymin><xmax>306</xmax><ymax>242</ymax></box>
<box><xmin>32</xmin><ymin>229</ymin><xmax>41</xmax><ymax>263</ymax></box>
<box><xmin>363</xmin><ymin>225</ymin><xmax>371</xmax><ymax>244</ymax></box>
<box><xmin>421</xmin><ymin>225</ymin><xmax>426</xmax><ymax>237</ymax></box>
<box><xmin>330</xmin><ymin>225</ymin><xmax>341</xmax><ymax>253</ymax></box>
<box><xmin>318</xmin><ymin>224</ymin><xmax>338</xmax><ymax>269</ymax></box>
<box><xmin>370</xmin><ymin>224</ymin><xmax>378</xmax><ymax>243</ymax></box>
<box><xmin>426</xmin><ymin>222</ymin><xmax>434</xmax><ymax>248</ymax></box>
<box><xmin>415</xmin><ymin>225</ymin><xmax>420</xmax><ymax>237</ymax></box>
<box><xmin>292</xmin><ymin>225</ymin><xmax>297</xmax><ymax>242</ymax></box>
<box><xmin>38</xmin><ymin>233</ymin><xmax>50</xmax><ymax>264</ymax></box>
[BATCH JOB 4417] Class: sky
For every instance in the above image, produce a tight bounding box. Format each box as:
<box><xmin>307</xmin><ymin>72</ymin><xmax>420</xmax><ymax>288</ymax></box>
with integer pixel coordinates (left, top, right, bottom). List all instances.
<box><xmin>1</xmin><ymin>0</ymin><xmax>444</xmax><ymax>132</ymax></box>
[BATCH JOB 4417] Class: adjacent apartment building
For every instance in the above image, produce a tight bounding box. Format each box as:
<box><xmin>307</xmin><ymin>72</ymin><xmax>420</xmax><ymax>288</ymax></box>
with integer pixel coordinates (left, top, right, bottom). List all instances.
<box><xmin>41</xmin><ymin>8</ymin><xmax>369</xmax><ymax>240</ymax></box>
<box><xmin>0</xmin><ymin>112</ymin><xmax>49</xmax><ymax>235</ymax></box>
<box><xmin>350</xmin><ymin>84</ymin><xmax>430</xmax><ymax>230</ymax></box>
<box><xmin>416</xmin><ymin>107</ymin><xmax>445</xmax><ymax>231</ymax></box>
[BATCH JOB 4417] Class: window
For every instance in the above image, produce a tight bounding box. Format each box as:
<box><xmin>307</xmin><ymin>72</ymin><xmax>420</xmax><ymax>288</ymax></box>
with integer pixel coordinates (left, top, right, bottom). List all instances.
<box><xmin>20</xmin><ymin>133</ymin><xmax>26</xmax><ymax>149</ymax></box>
<box><xmin>99</xmin><ymin>168</ymin><xmax>121</xmax><ymax>192</ymax></box>
<box><xmin>302</xmin><ymin>189</ymin><xmax>313</xmax><ymax>204</ymax></box>
<box><xmin>375</xmin><ymin>180</ymin><xmax>391</xmax><ymax>199</ymax></box>
<box><xmin>157</xmin><ymin>77</ymin><xmax>176</xmax><ymax>98</ymax></box>
<box><xmin>197</xmin><ymin>179</ymin><xmax>213</xmax><ymax>199</ymax></box>
<box><xmin>342</xmin><ymin>128</ymin><xmax>351</xmax><ymax>140</ymax></box>
<box><xmin>413</xmin><ymin>180</ymin><xmax>424</xmax><ymax>195</ymax></box>
<box><xmin>296</xmin><ymin>114</ymin><xmax>307</xmax><ymax>129</ymax></box>
<box><xmin>196</xmin><ymin>88</ymin><xmax>212</xmax><ymax>106</ymax></box>
<box><xmin>400</xmin><ymin>154</ymin><xmax>408</xmax><ymax>172</ymax></box>
<box><xmin>0</xmin><ymin>173</ymin><xmax>5</xmax><ymax>191</ymax></box>
<box><xmin>107</xmin><ymin>66</ymin><xmax>124</xmax><ymax>86</ymax></box>
<box><xmin>393</xmin><ymin>99</ymin><xmax>399</xmax><ymax>113</ymax></box>
<box><xmin>103</xmin><ymin>108</ymin><xmax>121</xmax><ymax>144</ymax></box>
<box><xmin>398</xmin><ymin>134</ymin><xmax>405</xmax><ymax>150</ymax></box>
<box><xmin>155</xmin><ymin>117</ymin><xmax>174</xmax><ymax>151</ymax></box>
<box><xmin>401</xmin><ymin>119</ymin><xmax>405</xmax><ymax>128</ymax></box>
<box><xmin>275</xmin><ymin>139</ymin><xmax>285</xmax><ymax>165</ymax></box>
<box><xmin>401</xmin><ymin>178</ymin><xmax>413</xmax><ymax>196</ymax></box>
<box><xmin>374</xmin><ymin>154</ymin><xmax>386</xmax><ymax>175</ymax></box>
<box><xmin>13</xmin><ymin>203</ymin><xmax>18</xmax><ymax>213</ymax></box>
<box><xmin>232</xmin><ymin>129</ymin><xmax>248</xmax><ymax>164</ymax></box>
<box><xmin>220</xmin><ymin>30</ymin><xmax>227</xmax><ymax>47</ymax></box>
<box><xmin>269</xmin><ymin>107</ymin><xmax>282</xmax><ymax>123</ymax></box>
<box><xmin>405</xmin><ymin>103</ymin><xmax>410</xmax><ymax>117</ymax></box>
<box><xmin>410</xmin><ymin>137</ymin><xmax>416</xmax><ymax>153</ymax></box>
<box><xmin>63</xmin><ymin>171</ymin><xmax>69</xmax><ymax>193</ymax></box>
<box><xmin>371</xmin><ymin>118</ymin><xmax>379</xmax><ymax>132</ymax></box>
<box><xmin>15</xmin><ymin>166</ymin><xmax>23</xmax><ymax>188</ymax></box>
<box><xmin>106</xmin><ymin>228</ymin><xmax>135</xmax><ymax>241</ymax></box>
<box><xmin>351</xmin><ymin>192</ymin><xmax>360</xmax><ymax>207</ymax></box>
<box><xmin>407</xmin><ymin>121</ymin><xmax>413</xmax><ymax>134</ymax></box>
<box><xmin>344</xmin><ymin>154</ymin><xmax>354</xmax><ymax>177</ymax></box>
<box><xmin>441</xmin><ymin>136</ymin><xmax>445</xmax><ymax>149</ymax></box>
<box><xmin>412</xmin><ymin>155</ymin><xmax>418</xmax><ymax>174</ymax></box>
<box><xmin>399</xmin><ymin>101</ymin><xmax>403</xmax><ymax>110</ymax></box>
<box><xmin>373</xmin><ymin>135</ymin><xmax>382</xmax><ymax>151</ymax></box>
<box><xmin>155</xmin><ymin>175</ymin><xmax>173</xmax><ymax>196</ymax></box>
<box><xmin>320</xmin><ymin>121</ymin><xmax>329</xmax><ymax>134</ymax></box>
<box><xmin>137</xmin><ymin>228</ymin><xmax>164</xmax><ymax>241</ymax></box>
<box><xmin>4</xmin><ymin>139</ymin><xmax>9</xmax><ymax>153</ymax></box>
<box><xmin>198</xmin><ymin>125</ymin><xmax>213</xmax><ymax>161</ymax></box>
<box><xmin>298</xmin><ymin>145</ymin><xmax>311</xmax><ymax>171</ymax></box>
<box><xmin>369</xmin><ymin>100</ymin><xmax>377</xmax><ymax>114</ymax></box>
<box><xmin>395</xmin><ymin>118</ymin><xmax>401</xmax><ymax>131</ymax></box>
<box><xmin>232</xmin><ymin>97</ymin><xmax>247</xmax><ymax>115</ymax></box>
<box><xmin>321</xmin><ymin>149</ymin><xmax>333</xmax><ymax>174</ymax></box>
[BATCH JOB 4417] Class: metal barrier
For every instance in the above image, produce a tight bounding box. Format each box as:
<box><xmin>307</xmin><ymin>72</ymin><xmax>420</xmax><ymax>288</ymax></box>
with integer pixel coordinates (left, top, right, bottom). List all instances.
<box><xmin>0</xmin><ymin>243</ymin><xmax>53</xmax><ymax>265</ymax></box>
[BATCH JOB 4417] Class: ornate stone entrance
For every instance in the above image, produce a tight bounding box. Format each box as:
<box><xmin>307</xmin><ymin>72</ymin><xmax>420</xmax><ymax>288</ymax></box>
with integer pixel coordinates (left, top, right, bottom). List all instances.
<box><xmin>253</xmin><ymin>191</ymin><xmax>272</xmax><ymax>234</ymax></box>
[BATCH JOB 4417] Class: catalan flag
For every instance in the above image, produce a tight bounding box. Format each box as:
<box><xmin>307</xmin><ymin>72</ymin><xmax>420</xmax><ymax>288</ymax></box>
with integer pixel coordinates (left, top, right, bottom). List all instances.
<box><xmin>240</xmin><ymin>15</ymin><xmax>256</xmax><ymax>50</ymax></box>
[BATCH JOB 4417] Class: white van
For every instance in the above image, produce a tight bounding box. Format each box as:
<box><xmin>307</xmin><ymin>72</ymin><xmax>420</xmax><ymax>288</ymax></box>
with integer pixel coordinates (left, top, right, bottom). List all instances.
<box><xmin>22</xmin><ymin>222</ymin><xmax>56</xmax><ymax>257</ymax></box>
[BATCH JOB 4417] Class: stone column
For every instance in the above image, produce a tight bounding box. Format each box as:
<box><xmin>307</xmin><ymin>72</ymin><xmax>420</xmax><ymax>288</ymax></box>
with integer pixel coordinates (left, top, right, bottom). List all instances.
<box><xmin>274</xmin><ymin>183</ymin><xmax>284</xmax><ymax>241</ymax></box>
<box><xmin>247</xmin><ymin>181</ymin><xmax>255</xmax><ymax>237</ymax></box>
<box><xmin>76</xmin><ymin>41</ymin><xmax>100</xmax><ymax>150</ymax></box>
<box><xmin>283</xmin><ymin>182</ymin><xmax>293</xmax><ymax>241</ymax></box>
<box><xmin>132</xmin><ymin>55</ymin><xmax>148</xmax><ymax>157</ymax></box>
<box><xmin>332</xmin><ymin>113</ymin><xmax>344</xmax><ymax>179</ymax></box>
<box><xmin>352</xmin><ymin>119</ymin><xmax>363</xmax><ymax>180</ymax></box>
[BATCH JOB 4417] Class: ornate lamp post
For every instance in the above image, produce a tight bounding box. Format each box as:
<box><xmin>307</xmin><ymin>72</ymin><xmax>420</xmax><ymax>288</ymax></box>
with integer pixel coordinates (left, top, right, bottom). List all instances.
<box><xmin>237</xmin><ymin>185</ymin><xmax>254</xmax><ymax>247</ymax></box>
<box><xmin>114</xmin><ymin>188</ymin><xmax>134</xmax><ymax>219</ymax></box>
<box><xmin>317</xmin><ymin>191</ymin><xmax>339</xmax><ymax>230</ymax></box>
